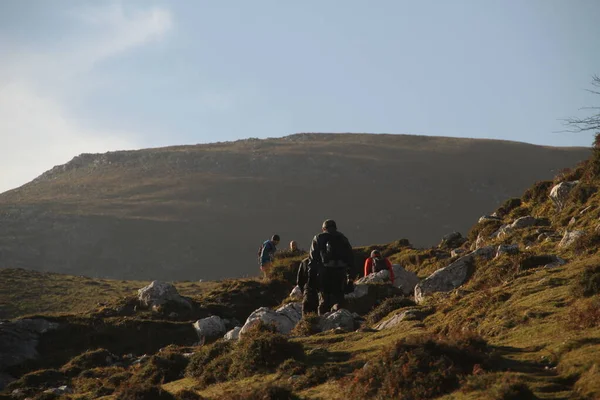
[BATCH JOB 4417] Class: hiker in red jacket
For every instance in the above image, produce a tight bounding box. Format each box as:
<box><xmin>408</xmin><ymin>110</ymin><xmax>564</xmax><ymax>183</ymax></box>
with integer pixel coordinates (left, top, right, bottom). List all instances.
<box><xmin>363</xmin><ymin>250</ymin><xmax>395</xmax><ymax>283</ymax></box>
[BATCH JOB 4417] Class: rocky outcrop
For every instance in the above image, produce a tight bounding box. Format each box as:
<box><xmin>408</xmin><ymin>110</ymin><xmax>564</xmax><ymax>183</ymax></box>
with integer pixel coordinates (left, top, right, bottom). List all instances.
<box><xmin>193</xmin><ymin>316</ymin><xmax>227</xmax><ymax>342</ymax></box>
<box><xmin>0</xmin><ymin>319</ymin><xmax>60</xmax><ymax>373</ymax></box>
<box><xmin>439</xmin><ymin>232</ymin><xmax>467</xmax><ymax>249</ymax></box>
<box><xmin>559</xmin><ymin>230</ymin><xmax>585</xmax><ymax>248</ymax></box>
<box><xmin>550</xmin><ymin>181</ymin><xmax>579</xmax><ymax>210</ymax></box>
<box><xmin>289</xmin><ymin>286</ymin><xmax>303</xmax><ymax>300</ymax></box>
<box><xmin>374</xmin><ymin>309</ymin><xmax>428</xmax><ymax>330</ymax></box>
<box><xmin>239</xmin><ymin>302</ymin><xmax>302</xmax><ymax>336</ymax></box>
<box><xmin>319</xmin><ymin>309</ymin><xmax>356</xmax><ymax>332</ymax></box>
<box><xmin>224</xmin><ymin>326</ymin><xmax>241</xmax><ymax>341</ymax></box>
<box><xmin>451</xmin><ymin>248</ymin><xmax>467</xmax><ymax>258</ymax></box>
<box><xmin>354</xmin><ymin>265</ymin><xmax>419</xmax><ymax>297</ymax></box>
<box><xmin>137</xmin><ymin>281</ymin><xmax>191</xmax><ymax>309</ymax></box>
<box><xmin>414</xmin><ymin>254</ymin><xmax>475</xmax><ymax>303</ymax></box>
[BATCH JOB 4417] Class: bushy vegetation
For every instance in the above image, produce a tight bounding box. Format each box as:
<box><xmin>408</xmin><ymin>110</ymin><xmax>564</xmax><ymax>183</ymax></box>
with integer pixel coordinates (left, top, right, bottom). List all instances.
<box><xmin>60</xmin><ymin>348</ymin><xmax>116</xmax><ymax>377</ymax></box>
<box><xmin>341</xmin><ymin>334</ymin><xmax>488</xmax><ymax>399</ymax></box>
<box><xmin>219</xmin><ymin>385</ymin><xmax>300</xmax><ymax>400</ymax></box>
<box><xmin>116</xmin><ymin>383</ymin><xmax>178</xmax><ymax>400</ymax></box>
<box><xmin>130</xmin><ymin>352</ymin><xmax>189</xmax><ymax>384</ymax></box>
<box><xmin>572</xmin><ymin>265</ymin><xmax>600</xmax><ymax>297</ymax></box>
<box><xmin>366</xmin><ymin>296</ymin><xmax>416</xmax><ymax>325</ymax></box>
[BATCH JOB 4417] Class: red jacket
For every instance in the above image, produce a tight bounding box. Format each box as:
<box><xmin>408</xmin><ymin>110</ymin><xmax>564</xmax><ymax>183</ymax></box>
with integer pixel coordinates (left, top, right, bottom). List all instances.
<box><xmin>364</xmin><ymin>257</ymin><xmax>395</xmax><ymax>283</ymax></box>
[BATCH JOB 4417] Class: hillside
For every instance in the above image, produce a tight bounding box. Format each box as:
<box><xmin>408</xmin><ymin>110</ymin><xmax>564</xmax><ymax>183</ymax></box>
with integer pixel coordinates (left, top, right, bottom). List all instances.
<box><xmin>1</xmin><ymin>150</ymin><xmax>599</xmax><ymax>400</ymax></box>
<box><xmin>0</xmin><ymin>133</ymin><xmax>589</xmax><ymax>281</ymax></box>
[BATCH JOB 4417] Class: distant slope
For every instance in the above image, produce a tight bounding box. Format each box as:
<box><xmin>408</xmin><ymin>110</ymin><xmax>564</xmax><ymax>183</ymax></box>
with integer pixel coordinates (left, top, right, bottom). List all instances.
<box><xmin>0</xmin><ymin>133</ymin><xmax>589</xmax><ymax>280</ymax></box>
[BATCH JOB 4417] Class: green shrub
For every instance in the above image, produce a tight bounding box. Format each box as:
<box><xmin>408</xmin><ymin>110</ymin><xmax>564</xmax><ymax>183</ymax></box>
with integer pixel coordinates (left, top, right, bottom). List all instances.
<box><xmin>495</xmin><ymin>198</ymin><xmax>522</xmax><ymax>217</ymax></box>
<box><xmin>566</xmin><ymin>298</ymin><xmax>600</xmax><ymax>330</ymax></box>
<box><xmin>6</xmin><ymin>369</ymin><xmax>67</xmax><ymax>391</ymax></box>
<box><xmin>468</xmin><ymin>220</ymin><xmax>504</xmax><ymax>243</ymax></box>
<box><xmin>185</xmin><ymin>340</ymin><xmax>233</xmax><ymax>378</ymax></box>
<box><xmin>291</xmin><ymin>313</ymin><xmax>321</xmax><ymax>336</ymax></box>
<box><xmin>489</xmin><ymin>375</ymin><xmax>537</xmax><ymax>400</ymax></box>
<box><xmin>572</xmin><ymin>232</ymin><xmax>600</xmax><ymax>256</ymax></box>
<box><xmin>522</xmin><ymin>180</ymin><xmax>553</xmax><ymax>203</ymax></box>
<box><xmin>366</xmin><ymin>296</ymin><xmax>416</xmax><ymax>325</ymax></box>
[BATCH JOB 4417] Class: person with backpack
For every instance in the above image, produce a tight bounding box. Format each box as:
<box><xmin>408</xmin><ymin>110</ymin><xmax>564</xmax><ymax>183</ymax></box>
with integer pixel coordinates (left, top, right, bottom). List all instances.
<box><xmin>258</xmin><ymin>234</ymin><xmax>280</xmax><ymax>279</ymax></box>
<box><xmin>302</xmin><ymin>219</ymin><xmax>355</xmax><ymax>316</ymax></box>
<box><xmin>364</xmin><ymin>249</ymin><xmax>395</xmax><ymax>283</ymax></box>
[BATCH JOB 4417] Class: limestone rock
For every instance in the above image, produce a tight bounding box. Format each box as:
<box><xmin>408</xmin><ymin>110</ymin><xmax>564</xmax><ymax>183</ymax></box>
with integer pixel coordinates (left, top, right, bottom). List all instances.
<box><xmin>193</xmin><ymin>316</ymin><xmax>227</xmax><ymax>341</ymax></box>
<box><xmin>344</xmin><ymin>284</ymin><xmax>369</xmax><ymax>299</ymax></box>
<box><xmin>374</xmin><ymin>309</ymin><xmax>427</xmax><ymax>330</ymax></box>
<box><xmin>137</xmin><ymin>281</ymin><xmax>190</xmax><ymax>309</ymax></box>
<box><xmin>319</xmin><ymin>309</ymin><xmax>355</xmax><ymax>332</ymax></box>
<box><xmin>510</xmin><ymin>216</ymin><xmax>538</xmax><ymax>229</ymax></box>
<box><xmin>559</xmin><ymin>230</ymin><xmax>585</xmax><ymax>248</ymax></box>
<box><xmin>356</xmin><ymin>270</ymin><xmax>390</xmax><ymax>284</ymax></box>
<box><xmin>239</xmin><ymin>302</ymin><xmax>302</xmax><ymax>336</ymax></box>
<box><xmin>289</xmin><ymin>285</ymin><xmax>303</xmax><ymax>300</ymax></box>
<box><xmin>414</xmin><ymin>254</ymin><xmax>475</xmax><ymax>303</ymax></box>
<box><xmin>478</xmin><ymin>215</ymin><xmax>502</xmax><ymax>223</ymax></box>
<box><xmin>472</xmin><ymin>246</ymin><xmax>495</xmax><ymax>260</ymax></box>
<box><xmin>550</xmin><ymin>181</ymin><xmax>579</xmax><ymax>210</ymax></box>
<box><xmin>544</xmin><ymin>256</ymin><xmax>567</xmax><ymax>269</ymax></box>
<box><xmin>391</xmin><ymin>264</ymin><xmax>420</xmax><ymax>296</ymax></box>
<box><xmin>224</xmin><ymin>326</ymin><xmax>242</xmax><ymax>341</ymax></box>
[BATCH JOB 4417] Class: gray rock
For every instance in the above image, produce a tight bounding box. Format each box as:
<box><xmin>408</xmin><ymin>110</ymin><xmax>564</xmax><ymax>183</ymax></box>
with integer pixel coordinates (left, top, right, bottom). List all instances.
<box><xmin>472</xmin><ymin>245</ymin><xmax>495</xmax><ymax>260</ymax></box>
<box><xmin>319</xmin><ymin>309</ymin><xmax>355</xmax><ymax>332</ymax></box>
<box><xmin>0</xmin><ymin>319</ymin><xmax>60</xmax><ymax>371</ymax></box>
<box><xmin>510</xmin><ymin>216</ymin><xmax>538</xmax><ymax>229</ymax></box>
<box><xmin>550</xmin><ymin>181</ymin><xmax>579</xmax><ymax>210</ymax></box>
<box><xmin>240</xmin><ymin>302</ymin><xmax>302</xmax><ymax>336</ymax></box>
<box><xmin>478</xmin><ymin>215</ymin><xmax>502</xmax><ymax>223</ymax></box>
<box><xmin>414</xmin><ymin>254</ymin><xmax>475</xmax><ymax>303</ymax></box>
<box><xmin>439</xmin><ymin>232</ymin><xmax>466</xmax><ymax>249</ymax></box>
<box><xmin>544</xmin><ymin>256</ymin><xmax>567</xmax><ymax>269</ymax></box>
<box><xmin>491</xmin><ymin>224</ymin><xmax>512</xmax><ymax>239</ymax></box>
<box><xmin>137</xmin><ymin>281</ymin><xmax>191</xmax><ymax>309</ymax></box>
<box><xmin>374</xmin><ymin>309</ymin><xmax>426</xmax><ymax>330</ymax></box>
<box><xmin>496</xmin><ymin>244</ymin><xmax>519</xmax><ymax>258</ymax></box>
<box><xmin>356</xmin><ymin>270</ymin><xmax>390</xmax><ymax>284</ymax></box>
<box><xmin>193</xmin><ymin>316</ymin><xmax>227</xmax><ymax>341</ymax></box>
<box><xmin>344</xmin><ymin>284</ymin><xmax>369</xmax><ymax>299</ymax></box>
<box><xmin>559</xmin><ymin>230</ymin><xmax>585</xmax><ymax>248</ymax></box>
<box><xmin>289</xmin><ymin>285</ymin><xmax>303</xmax><ymax>300</ymax></box>
<box><xmin>475</xmin><ymin>233</ymin><xmax>486</xmax><ymax>249</ymax></box>
<box><xmin>391</xmin><ymin>264</ymin><xmax>420</xmax><ymax>296</ymax></box>
<box><xmin>224</xmin><ymin>326</ymin><xmax>242</xmax><ymax>341</ymax></box>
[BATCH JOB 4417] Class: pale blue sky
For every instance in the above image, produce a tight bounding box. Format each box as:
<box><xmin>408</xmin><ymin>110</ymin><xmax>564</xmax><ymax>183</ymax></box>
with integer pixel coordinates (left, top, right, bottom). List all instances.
<box><xmin>0</xmin><ymin>1</ymin><xmax>599</xmax><ymax>192</ymax></box>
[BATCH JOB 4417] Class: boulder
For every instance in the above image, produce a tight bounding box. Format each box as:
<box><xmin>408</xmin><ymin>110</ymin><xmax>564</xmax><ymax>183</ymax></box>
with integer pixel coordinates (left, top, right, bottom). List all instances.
<box><xmin>319</xmin><ymin>309</ymin><xmax>355</xmax><ymax>332</ymax></box>
<box><xmin>0</xmin><ymin>319</ymin><xmax>60</xmax><ymax>372</ymax></box>
<box><xmin>193</xmin><ymin>316</ymin><xmax>227</xmax><ymax>341</ymax></box>
<box><xmin>224</xmin><ymin>326</ymin><xmax>241</xmax><ymax>341</ymax></box>
<box><xmin>510</xmin><ymin>216</ymin><xmax>538</xmax><ymax>229</ymax></box>
<box><xmin>472</xmin><ymin>245</ymin><xmax>495</xmax><ymax>260</ymax></box>
<box><xmin>344</xmin><ymin>284</ymin><xmax>369</xmax><ymax>299</ymax></box>
<box><xmin>137</xmin><ymin>281</ymin><xmax>190</xmax><ymax>309</ymax></box>
<box><xmin>491</xmin><ymin>224</ymin><xmax>512</xmax><ymax>239</ymax></box>
<box><xmin>356</xmin><ymin>270</ymin><xmax>390</xmax><ymax>284</ymax></box>
<box><xmin>414</xmin><ymin>254</ymin><xmax>475</xmax><ymax>304</ymax></box>
<box><xmin>439</xmin><ymin>232</ymin><xmax>466</xmax><ymax>249</ymax></box>
<box><xmin>559</xmin><ymin>230</ymin><xmax>585</xmax><ymax>248</ymax></box>
<box><xmin>374</xmin><ymin>309</ymin><xmax>427</xmax><ymax>330</ymax></box>
<box><xmin>239</xmin><ymin>302</ymin><xmax>302</xmax><ymax>336</ymax></box>
<box><xmin>475</xmin><ymin>233</ymin><xmax>486</xmax><ymax>249</ymax></box>
<box><xmin>391</xmin><ymin>264</ymin><xmax>420</xmax><ymax>296</ymax></box>
<box><xmin>495</xmin><ymin>244</ymin><xmax>519</xmax><ymax>258</ymax></box>
<box><xmin>289</xmin><ymin>286</ymin><xmax>303</xmax><ymax>300</ymax></box>
<box><xmin>478</xmin><ymin>215</ymin><xmax>502</xmax><ymax>223</ymax></box>
<box><xmin>550</xmin><ymin>181</ymin><xmax>579</xmax><ymax>210</ymax></box>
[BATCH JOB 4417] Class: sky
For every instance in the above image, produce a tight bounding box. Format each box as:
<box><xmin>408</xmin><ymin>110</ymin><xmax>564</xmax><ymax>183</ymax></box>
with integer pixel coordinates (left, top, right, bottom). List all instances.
<box><xmin>1</xmin><ymin>1</ymin><xmax>599</xmax><ymax>193</ymax></box>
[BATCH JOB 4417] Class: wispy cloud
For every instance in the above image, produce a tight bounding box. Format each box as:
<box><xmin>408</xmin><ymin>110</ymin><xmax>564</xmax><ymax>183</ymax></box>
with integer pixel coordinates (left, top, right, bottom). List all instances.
<box><xmin>0</xmin><ymin>3</ymin><xmax>173</xmax><ymax>194</ymax></box>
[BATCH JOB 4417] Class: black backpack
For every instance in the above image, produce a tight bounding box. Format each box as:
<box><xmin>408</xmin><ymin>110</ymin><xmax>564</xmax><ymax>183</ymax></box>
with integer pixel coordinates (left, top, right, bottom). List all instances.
<box><xmin>372</xmin><ymin>257</ymin><xmax>387</xmax><ymax>273</ymax></box>
<box><xmin>321</xmin><ymin>234</ymin><xmax>347</xmax><ymax>266</ymax></box>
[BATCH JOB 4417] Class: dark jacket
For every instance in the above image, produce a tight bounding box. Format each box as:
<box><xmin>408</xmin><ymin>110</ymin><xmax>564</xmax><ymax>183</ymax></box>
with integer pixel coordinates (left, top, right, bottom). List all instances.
<box><xmin>308</xmin><ymin>230</ymin><xmax>355</xmax><ymax>278</ymax></box>
<box><xmin>297</xmin><ymin>257</ymin><xmax>309</xmax><ymax>290</ymax></box>
<box><xmin>260</xmin><ymin>240</ymin><xmax>277</xmax><ymax>265</ymax></box>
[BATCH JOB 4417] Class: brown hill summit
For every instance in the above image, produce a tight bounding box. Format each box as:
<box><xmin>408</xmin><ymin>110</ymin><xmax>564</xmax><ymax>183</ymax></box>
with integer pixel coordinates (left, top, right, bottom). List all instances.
<box><xmin>0</xmin><ymin>133</ymin><xmax>589</xmax><ymax>281</ymax></box>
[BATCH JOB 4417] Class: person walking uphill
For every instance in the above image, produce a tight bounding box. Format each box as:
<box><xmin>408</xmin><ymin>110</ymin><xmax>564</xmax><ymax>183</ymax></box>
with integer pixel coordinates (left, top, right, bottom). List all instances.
<box><xmin>302</xmin><ymin>219</ymin><xmax>355</xmax><ymax>316</ymax></box>
<box><xmin>364</xmin><ymin>249</ymin><xmax>395</xmax><ymax>283</ymax></box>
<box><xmin>259</xmin><ymin>234</ymin><xmax>280</xmax><ymax>279</ymax></box>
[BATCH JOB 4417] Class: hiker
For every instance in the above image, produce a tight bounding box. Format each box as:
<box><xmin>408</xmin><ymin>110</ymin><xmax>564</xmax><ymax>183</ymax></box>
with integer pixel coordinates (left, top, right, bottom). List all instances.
<box><xmin>302</xmin><ymin>219</ymin><xmax>355</xmax><ymax>316</ymax></box>
<box><xmin>364</xmin><ymin>249</ymin><xmax>395</xmax><ymax>283</ymax></box>
<box><xmin>296</xmin><ymin>257</ymin><xmax>309</xmax><ymax>293</ymax></box>
<box><xmin>259</xmin><ymin>234</ymin><xmax>280</xmax><ymax>279</ymax></box>
<box><xmin>290</xmin><ymin>240</ymin><xmax>299</xmax><ymax>252</ymax></box>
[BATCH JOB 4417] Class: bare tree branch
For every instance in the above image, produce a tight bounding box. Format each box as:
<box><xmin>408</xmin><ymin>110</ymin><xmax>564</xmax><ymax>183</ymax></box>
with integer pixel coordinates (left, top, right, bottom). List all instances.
<box><xmin>562</xmin><ymin>75</ymin><xmax>600</xmax><ymax>134</ymax></box>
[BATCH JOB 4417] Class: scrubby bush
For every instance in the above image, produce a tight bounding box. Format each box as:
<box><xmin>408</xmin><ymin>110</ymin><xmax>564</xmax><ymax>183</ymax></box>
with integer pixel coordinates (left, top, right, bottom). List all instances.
<box><xmin>291</xmin><ymin>313</ymin><xmax>321</xmax><ymax>336</ymax></box>
<box><xmin>468</xmin><ymin>219</ymin><xmax>504</xmax><ymax>243</ymax></box>
<box><xmin>185</xmin><ymin>340</ymin><xmax>233</xmax><ymax>378</ymax></box>
<box><xmin>522</xmin><ymin>180</ymin><xmax>553</xmax><ymax>204</ymax></box>
<box><xmin>341</xmin><ymin>334</ymin><xmax>488</xmax><ymax>399</ymax></box>
<box><xmin>566</xmin><ymin>298</ymin><xmax>600</xmax><ymax>330</ymax></box>
<box><xmin>131</xmin><ymin>352</ymin><xmax>189</xmax><ymax>384</ymax></box>
<box><xmin>489</xmin><ymin>375</ymin><xmax>537</xmax><ymax>400</ymax></box>
<box><xmin>366</xmin><ymin>296</ymin><xmax>416</xmax><ymax>325</ymax></box>
<box><xmin>572</xmin><ymin>265</ymin><xmax>600</xmax><ymax>297</ymax></box>
<box><xmin>60</xmin><ymin>348</ymin><xmax>116</xmax><ymax>377</ymax></box>
<box><xmin>568</xmin><ymin>184</ymin><xmax>597</xmax><ymax>205</ymax></box>
<box><xmin>572</xmin><ymin>232</ymin><xmax>600</xmax><ymax>256</ymax></box>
